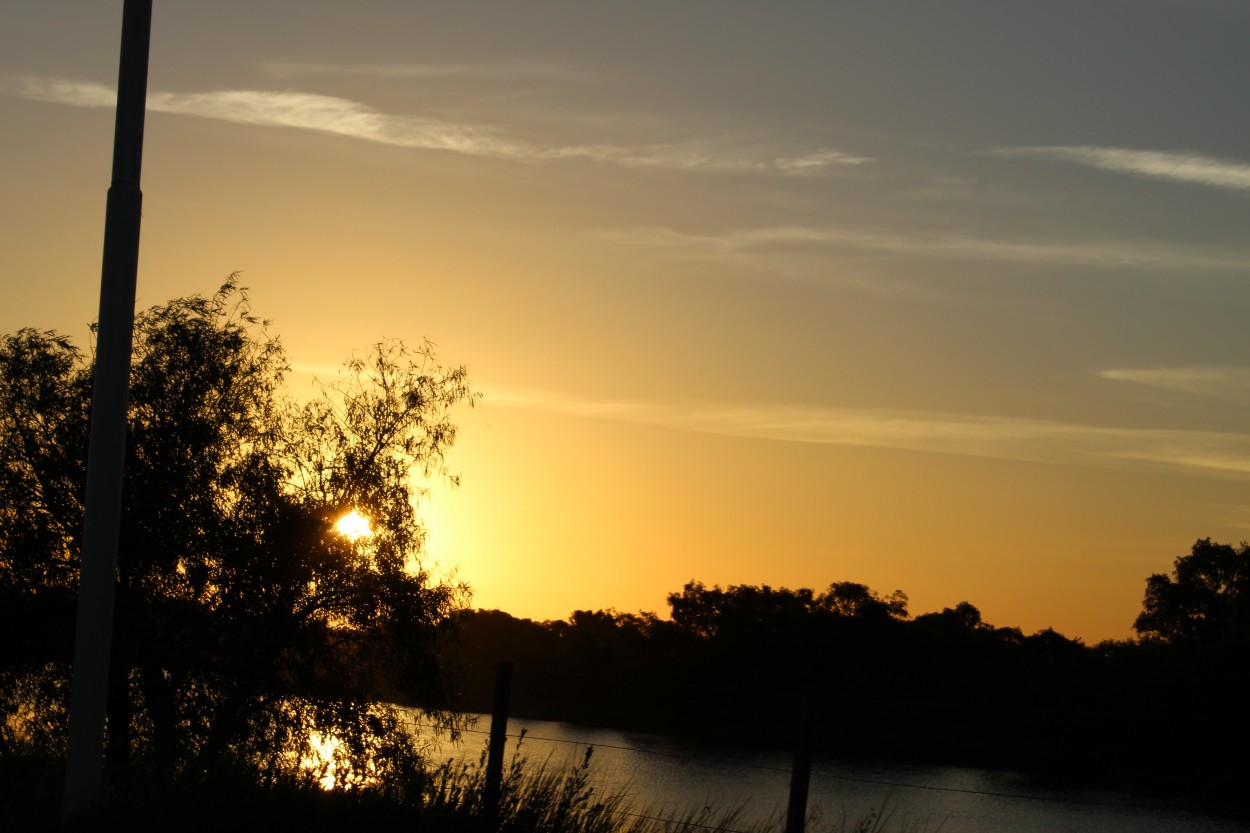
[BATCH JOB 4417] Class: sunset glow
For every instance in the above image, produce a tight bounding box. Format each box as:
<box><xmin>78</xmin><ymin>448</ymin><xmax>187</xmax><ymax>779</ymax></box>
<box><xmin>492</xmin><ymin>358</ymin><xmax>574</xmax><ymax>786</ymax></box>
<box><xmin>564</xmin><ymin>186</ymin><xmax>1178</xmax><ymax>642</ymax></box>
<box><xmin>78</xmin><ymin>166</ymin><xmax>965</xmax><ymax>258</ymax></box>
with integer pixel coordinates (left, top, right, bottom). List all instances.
<box><xmin>335</xmin><ymin>510</ymin><xmax>373</xmax><ymax>542</ymax></box>
<box><xmin>4</xmin><ymin>2</ymin><xmax>1250</xmax><ymax>643</ymax></box>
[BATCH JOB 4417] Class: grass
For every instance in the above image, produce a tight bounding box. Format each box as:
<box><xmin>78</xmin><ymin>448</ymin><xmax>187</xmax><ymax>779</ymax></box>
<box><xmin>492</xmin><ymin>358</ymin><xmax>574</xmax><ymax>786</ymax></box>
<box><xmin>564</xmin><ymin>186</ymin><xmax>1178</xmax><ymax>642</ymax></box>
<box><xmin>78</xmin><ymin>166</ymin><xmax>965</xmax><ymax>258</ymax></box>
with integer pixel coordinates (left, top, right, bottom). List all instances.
<box><xmin>1</xmin><ymin>738</ymin><xmax>941</xmax><ymax>833</ymax></box>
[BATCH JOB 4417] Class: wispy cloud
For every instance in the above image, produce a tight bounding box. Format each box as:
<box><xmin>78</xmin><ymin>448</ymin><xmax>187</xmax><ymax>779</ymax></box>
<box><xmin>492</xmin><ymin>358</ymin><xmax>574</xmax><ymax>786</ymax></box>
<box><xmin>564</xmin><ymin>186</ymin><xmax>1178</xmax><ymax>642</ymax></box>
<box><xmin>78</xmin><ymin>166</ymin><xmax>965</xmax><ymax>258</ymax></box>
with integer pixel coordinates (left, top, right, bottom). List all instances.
<box><xmin>16</xmin><ymin>77</ymin><xmax>527</xmax><ymax>157</ymax></box>
<box><xmin>536</xmin><ymin>142</ymin><xmax>760</xmax><ymax>172</ymax></box>
<box><xmin>536</xmin><ymin>143</ymin><xmax>869</xmax><ymax>174</ymax></box>
<box><xmin>12</xmin><ymin>75</ymin><xmax>867</xmax><ymax>177</ymax></box>
<box><xmin>599</xmin><ymin>224</ymin><xmax>1250</xmax><ymax>272</ymax></box>
<box><xmin>14</xmin><ymin>76</ymin><xmax>116</xmax><ymax>108</ymax></box>
<box><xmin>485</xmin><ymin>384</ymin><xmax>1250</xmax><ymax>477</ymax></box>
<box><xmin>1100</xmin><ymin>366</ymin><xmax>1250</xmax><ymax>400</ymax></box>
<box><xmin>987</xmin><ymin>146</ymin><xmax>1250</xmax><ymax>192</ymax></box>
<box><xmin>260</xmin><ymin>60</ymin><xmax>583</xmax><ymax>82</ymax></box>
<box><xmin>774</xmin><ymin>148</ymin><xmax>874</xmax><ymax>175</ymax></box>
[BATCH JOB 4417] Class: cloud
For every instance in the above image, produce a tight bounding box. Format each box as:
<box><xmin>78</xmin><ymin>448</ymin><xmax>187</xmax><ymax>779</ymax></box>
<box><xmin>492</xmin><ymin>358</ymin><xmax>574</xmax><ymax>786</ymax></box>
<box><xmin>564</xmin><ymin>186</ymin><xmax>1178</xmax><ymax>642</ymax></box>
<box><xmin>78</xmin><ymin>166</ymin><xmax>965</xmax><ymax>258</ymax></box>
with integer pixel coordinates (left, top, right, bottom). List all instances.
<box><xmin>259</xmin><ymin>60</ymin><xmax>583</xmax><ymax>82</ymax></box>
<box><xmin>485</xmin><ymin>385</ymin><xmax>1250</xmax><ymax>477</ymax></box>
<box><xmin>532</xmin><ymin>144</ymin><xmax>871</xmax><ymax>175</ymax></box>
<box><xmin>536</xmin><ymin>142</ymin><xmax>764</xmax><ymax>172</ymax></box>
<box><xmin>16</xmin><ymin>77</ymin><xmax>527</xmax><ymax>157</ymax></box>
<box><xmin>12</xmin><ymin>75</ymin><xmax>867</xmax><ymax>177</ymax></box>
<box><xmin>774</xmin><ymin>148</ymin><xmax>874</xmax><ymax>175</ymax></box>
<box><xmin>1100</xmin><ymin>366</ymin><xmax>1250</xmax><ymax>400</ymax></box>
<box><xmin>987</xmin><ymin>146</ymin><xmax>1250</xmax><ymax>192</ymax></box>
<box><xmin>13</xmin><ymin>76</ymin><xmax>115</xmax><ymax>108</ymax></box>
<box><xmin>599</xmin><ymin>224</ymin><xmax>1250</xmax><ymax>273</ymax></box>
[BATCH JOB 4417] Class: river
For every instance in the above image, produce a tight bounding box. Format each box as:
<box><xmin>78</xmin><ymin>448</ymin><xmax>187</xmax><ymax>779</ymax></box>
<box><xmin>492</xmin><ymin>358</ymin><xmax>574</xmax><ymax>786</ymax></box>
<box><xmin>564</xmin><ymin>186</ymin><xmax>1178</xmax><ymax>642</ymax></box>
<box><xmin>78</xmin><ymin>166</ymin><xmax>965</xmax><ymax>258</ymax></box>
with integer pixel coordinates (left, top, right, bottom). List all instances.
<box><xmin>414</xmin><ymin>713</ymin><xmax>1247</xmax><ymax>833</ymax></box>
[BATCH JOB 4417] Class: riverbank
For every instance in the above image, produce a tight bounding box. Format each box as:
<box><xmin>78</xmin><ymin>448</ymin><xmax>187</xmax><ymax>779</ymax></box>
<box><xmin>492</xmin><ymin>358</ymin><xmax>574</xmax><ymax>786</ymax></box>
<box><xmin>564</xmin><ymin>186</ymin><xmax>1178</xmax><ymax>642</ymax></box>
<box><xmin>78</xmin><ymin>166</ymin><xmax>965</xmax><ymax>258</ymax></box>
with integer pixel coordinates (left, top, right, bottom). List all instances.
<box><xmin>6</xmin><ymin>716</ymin><xmax>1247</xmax><ymax>833</ymax></box>
<box><xmin>447</xmin><ymin>605</ymin><xmax>1250</xmax><ymax>806</ymax></box>
<box><xmin>422</xmin><ymin>714</ymin><xmax>1250</xmax><ymax>833</ymax></box>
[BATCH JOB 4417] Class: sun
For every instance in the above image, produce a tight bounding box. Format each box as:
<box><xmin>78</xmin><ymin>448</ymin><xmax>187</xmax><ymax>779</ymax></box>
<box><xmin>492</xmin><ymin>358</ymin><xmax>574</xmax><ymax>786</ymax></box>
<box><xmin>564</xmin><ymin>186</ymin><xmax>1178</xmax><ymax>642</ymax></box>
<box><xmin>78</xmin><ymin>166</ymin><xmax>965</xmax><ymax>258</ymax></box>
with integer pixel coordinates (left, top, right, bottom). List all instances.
<box><xmin>335</xmin><ymin>509</ymin><xmax>373</xmax><ymax>541</ymax></box>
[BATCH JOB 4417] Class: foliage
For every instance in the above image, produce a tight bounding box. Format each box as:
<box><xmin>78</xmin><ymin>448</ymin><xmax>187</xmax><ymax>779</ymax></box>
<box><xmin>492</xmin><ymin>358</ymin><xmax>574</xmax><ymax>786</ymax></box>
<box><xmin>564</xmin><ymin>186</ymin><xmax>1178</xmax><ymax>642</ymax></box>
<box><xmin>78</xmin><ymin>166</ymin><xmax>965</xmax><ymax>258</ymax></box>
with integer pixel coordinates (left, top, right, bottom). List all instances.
<box><xmin>6</xmin><ymin>730</ymin><xmax>939</xmax><ymax>833</ymax></box>
<box><xmin>451</xmin><ymin>580</ymin><xmax>1107</xmax><ymax>770</ymax></box>
<box><xmin>666</xmin><ymin>580</ymin><xmax>908</xmax><ymax>640</ymax></box>
<box><xmin>452</xmin><ymin>553</ymin><xmax>1250</xmax><ymax>795</ymax></box>
<box><xmin>0</xmin><ymin>329</ymin><xmax>89</xmax><ymax>596</ymax></box>
<box><xmin>1133</xmin><ymin>537</ymin><xmax>1250</xmax><ymax>645</ymax></box>
<box><xmin>0</xmin><ymin>277</ymin><xmax>477</xmax><ymax>787</ymax></box>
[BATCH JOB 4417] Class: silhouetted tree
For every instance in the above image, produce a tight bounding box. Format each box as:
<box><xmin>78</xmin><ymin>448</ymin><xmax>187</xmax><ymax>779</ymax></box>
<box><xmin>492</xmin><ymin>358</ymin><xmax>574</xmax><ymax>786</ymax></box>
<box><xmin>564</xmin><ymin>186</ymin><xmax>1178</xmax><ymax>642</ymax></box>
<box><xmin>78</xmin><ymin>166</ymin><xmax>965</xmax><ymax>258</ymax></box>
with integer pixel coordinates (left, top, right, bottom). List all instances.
<box><xmin>816</xmin><ymin>581</ymin><xmax>908</xmax><ymax>620</ymax></box>
<box><xmin>1123</xmin><ymin>539</ymin><xmax>1250</xmax><ymax>792</ymax></box>
<box><xmin>0</xmin><ymin>277</ymin><xmax>477</xmax><ymax>789</ymax></box>
<box><xmin>667</xmin><ymin>581</ymin><xmax>818</xmax><ymax>640</ymax></box>
<box><xmin>913</xmin><ymin>601</ymin><xmax>987</xmax><ymax>632</ymax></box>
<box><xmin>1134</xmin><ymin>538</ymin><xmax>1250</xmax><ymax>646</ymax></box>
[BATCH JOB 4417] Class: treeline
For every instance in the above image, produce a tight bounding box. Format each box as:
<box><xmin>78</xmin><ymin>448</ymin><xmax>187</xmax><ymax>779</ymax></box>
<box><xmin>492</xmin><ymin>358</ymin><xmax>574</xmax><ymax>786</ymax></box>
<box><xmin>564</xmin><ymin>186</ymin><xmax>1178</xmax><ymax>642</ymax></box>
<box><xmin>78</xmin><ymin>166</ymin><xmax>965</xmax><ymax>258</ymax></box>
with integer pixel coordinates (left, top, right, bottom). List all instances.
<box><xmin>447</xmin><ymin>542</ymin><xmax>1250</xmax><ymax>797</ymax></box>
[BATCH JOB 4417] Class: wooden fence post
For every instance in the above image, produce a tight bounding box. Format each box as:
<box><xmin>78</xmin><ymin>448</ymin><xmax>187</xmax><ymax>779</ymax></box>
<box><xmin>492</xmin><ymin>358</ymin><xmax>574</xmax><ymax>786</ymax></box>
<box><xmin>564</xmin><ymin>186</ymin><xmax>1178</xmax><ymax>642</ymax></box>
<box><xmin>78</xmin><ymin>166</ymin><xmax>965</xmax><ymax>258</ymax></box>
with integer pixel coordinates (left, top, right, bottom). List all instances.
<box><xmin>483</xmin><ymin>661</ymin><xmax>513</xmax><ymax>829</ymax></box>
<box><xmin>784</xmin><ymin>685</ymin><xmax>816</xmax><ymax>833</ymax></box>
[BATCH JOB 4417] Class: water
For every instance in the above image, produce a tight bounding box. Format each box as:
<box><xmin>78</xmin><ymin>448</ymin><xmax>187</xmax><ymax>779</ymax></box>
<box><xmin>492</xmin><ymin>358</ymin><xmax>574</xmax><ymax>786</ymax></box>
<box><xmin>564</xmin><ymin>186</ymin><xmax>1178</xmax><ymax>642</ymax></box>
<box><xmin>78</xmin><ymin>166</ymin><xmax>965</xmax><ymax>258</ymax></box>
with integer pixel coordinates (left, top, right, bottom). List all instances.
<box><xmin>416</xmin><ymin>713</ymin><xmax>1247</xmax><ymax>833</ymax></box>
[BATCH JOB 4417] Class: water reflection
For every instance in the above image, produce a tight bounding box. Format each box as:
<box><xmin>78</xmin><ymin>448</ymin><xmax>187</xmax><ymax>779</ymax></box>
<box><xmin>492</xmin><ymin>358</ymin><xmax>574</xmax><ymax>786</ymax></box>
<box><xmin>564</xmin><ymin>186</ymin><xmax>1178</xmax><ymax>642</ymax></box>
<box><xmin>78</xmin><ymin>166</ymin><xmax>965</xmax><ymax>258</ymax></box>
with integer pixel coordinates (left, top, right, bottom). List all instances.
<box><xmin>410</xmin><ymin>712</ymin><xmax>1245</xmax><ymax>833</ymax></box>
<box><xmin>304</xmin><ymin>732</ymin><xmax>341</xmax><ymax>790</ymax></box>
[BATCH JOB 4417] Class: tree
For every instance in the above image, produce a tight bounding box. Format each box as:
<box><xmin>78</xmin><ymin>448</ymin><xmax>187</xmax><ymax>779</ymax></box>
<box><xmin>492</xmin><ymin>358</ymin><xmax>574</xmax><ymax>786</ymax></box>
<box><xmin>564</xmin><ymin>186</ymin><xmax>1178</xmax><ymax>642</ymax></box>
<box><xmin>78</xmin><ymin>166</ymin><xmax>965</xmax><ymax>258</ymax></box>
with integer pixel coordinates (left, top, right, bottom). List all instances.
<box><xmin>817</xmin><ymin>581</ymin><xmax>909</xmax><ymax>621</ymax></box>
<box><xmin>0</xmin><ymin>277</ymin><xmax>477</xmax><ymax>789</ymax></box>
<box><xmin>1133</xmin><ymin>538</ymin><xmax>1250</xmax><ymax>646</ymax></box>
<box><xmin>666</xmin><ymin>581</ymin><xmax>819</xmax><ymax>640</ymax></box>
<box><xmin>913</xmin><ymin>601</ymin><xmax>987</xmax><ymax>632</ymax></box>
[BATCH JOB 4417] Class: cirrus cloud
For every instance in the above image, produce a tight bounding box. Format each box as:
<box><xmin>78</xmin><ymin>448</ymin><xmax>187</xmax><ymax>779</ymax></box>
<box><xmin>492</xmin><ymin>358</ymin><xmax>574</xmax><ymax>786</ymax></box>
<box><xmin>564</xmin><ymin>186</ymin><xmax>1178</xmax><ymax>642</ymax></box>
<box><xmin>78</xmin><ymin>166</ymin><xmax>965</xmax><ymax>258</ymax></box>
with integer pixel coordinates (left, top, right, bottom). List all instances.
<box><xmin>11</xmin><ymin>75</ymin><xmax>868</xmax><ymax>177</ymax></box>
<box><xmin>485</xmin><ymin>384</ymin><xmax>1250</xmax><ymax>478</ymax></box>
<box><xmin>598</xmin><ymin>224</ymin><xmax>1250</xmax><ymax>273</ymax></box>
<box><xmin>987</xmin><ymin>145</ymin><xmax>1250</xmax><ymax>192</ymax></box>
<box><xmin>1100</xmin><ymin>366</ymin><xmax>1250</xmax><ymax>400</ymax></box>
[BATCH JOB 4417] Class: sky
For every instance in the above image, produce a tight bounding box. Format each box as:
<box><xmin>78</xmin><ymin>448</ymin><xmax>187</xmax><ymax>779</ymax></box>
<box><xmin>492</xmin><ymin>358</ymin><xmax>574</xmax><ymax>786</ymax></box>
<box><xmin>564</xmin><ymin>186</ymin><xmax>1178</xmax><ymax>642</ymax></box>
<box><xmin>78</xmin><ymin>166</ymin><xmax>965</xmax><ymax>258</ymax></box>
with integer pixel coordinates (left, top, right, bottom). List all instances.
<box><xmin>3</xmin><ymin>1</ymin><xmax>1250</xmax><ymax>643</ymax></box>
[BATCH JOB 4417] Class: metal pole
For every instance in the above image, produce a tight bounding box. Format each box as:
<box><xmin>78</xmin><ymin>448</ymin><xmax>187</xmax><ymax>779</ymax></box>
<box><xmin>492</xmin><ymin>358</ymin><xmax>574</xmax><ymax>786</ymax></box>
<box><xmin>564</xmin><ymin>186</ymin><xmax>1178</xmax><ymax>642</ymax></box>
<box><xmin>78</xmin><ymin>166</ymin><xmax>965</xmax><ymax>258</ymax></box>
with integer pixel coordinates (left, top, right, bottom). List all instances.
<box><xmin>483</xmin><ymin>661</ymin><xmax>513</xmax><ymax>830</ymax></box>
<box><xmin>62</xmin><ymin>0</ymin><xmax>152</xmax><ymax>822</ymax></box>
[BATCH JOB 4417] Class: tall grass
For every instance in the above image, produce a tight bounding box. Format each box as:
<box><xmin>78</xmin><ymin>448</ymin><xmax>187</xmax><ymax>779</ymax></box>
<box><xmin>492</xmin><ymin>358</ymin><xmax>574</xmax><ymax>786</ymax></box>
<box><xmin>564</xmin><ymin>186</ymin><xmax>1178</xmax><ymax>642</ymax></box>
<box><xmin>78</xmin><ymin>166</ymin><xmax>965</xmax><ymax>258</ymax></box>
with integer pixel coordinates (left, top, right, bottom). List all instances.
<box><xmin>414</xmin><ymin>732</ymin><xmax>943</xmax><ymax>833</ymax></box>
<box><xmin>4</xmin><ymin>733</ymin><xmax>940</xmax><ymax>832</ymax></box>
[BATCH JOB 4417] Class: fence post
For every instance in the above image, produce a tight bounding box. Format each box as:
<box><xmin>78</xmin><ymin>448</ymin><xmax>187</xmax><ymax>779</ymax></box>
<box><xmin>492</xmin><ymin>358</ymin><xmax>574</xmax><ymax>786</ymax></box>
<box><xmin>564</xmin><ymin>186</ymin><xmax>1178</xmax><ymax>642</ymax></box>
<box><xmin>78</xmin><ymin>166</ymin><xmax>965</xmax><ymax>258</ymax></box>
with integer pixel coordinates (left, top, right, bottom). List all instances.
<box><xmin>483</xmin><ymin>661</ymin><xmax>513</xmax><ymax>829</ymax></box>
<box><xmin>785</xmin><ymin>685</ymin><xmax>816</xmax><ymax>833</ymax></box>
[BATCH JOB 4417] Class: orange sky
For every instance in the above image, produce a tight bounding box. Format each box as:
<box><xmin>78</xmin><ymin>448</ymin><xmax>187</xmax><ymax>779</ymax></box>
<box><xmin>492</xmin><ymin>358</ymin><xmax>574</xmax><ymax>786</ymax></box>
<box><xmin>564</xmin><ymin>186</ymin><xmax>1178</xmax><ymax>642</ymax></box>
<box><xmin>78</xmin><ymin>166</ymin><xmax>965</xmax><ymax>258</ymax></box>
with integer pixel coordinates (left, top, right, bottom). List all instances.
<box><xmin>5</xmin><ymin>2</ymin><xmax>1250</xmax><ymax>642</ymax></box>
